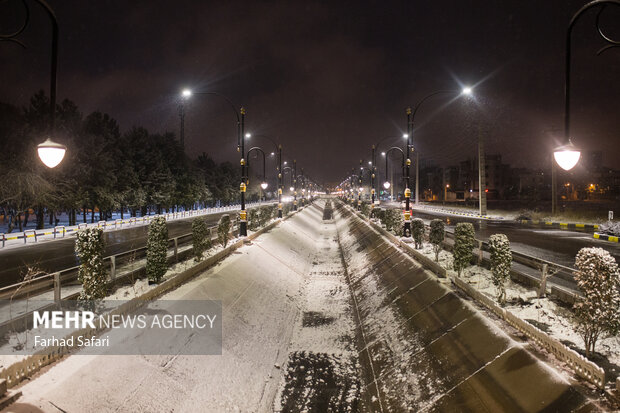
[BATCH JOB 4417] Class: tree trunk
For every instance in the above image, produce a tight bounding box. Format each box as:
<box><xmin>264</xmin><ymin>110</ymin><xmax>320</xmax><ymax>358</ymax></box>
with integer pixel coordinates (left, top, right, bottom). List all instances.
<box><xmin>83</xmin><ymin>206</ymin><xmax>87</xmax><ymax>223</ymax></box>
<box><xmin>120</xmin><ymin>205</ymin><xmax>124</xmax><ymax>220</ymax></box>
<box><xmin>36</xmin><ymin>205</ymin><xmax>44</xmax><ymax>230</ymax></box>
<box><xmin>17</xmin><ymin>212</ymin><xmax>23</xmax><ymax>232</ymax></box>
<box><xmin>23</xmin><ymin>210</ymin><xmax>30</xmax><ymax>228</ymax></box>
<box><xmin>91</xmin><ymin>208</ymin><xmax>95</xmax><ymax>223</ymax></box>
<box><xmin>49</xmin><ymin>210</ymin><xmax>54</xmax><ymax>226</ymax></box>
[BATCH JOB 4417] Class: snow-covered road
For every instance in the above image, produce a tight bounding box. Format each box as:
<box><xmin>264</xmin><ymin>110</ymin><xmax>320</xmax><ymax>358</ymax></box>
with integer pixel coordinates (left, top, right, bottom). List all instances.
<box><xmin>6</xmin><ymin>201</ymin><xmax>364</xmax><ymax>412</ymax></box>
<box><xmin>3</xmin><ymin>199</ymin><xmax>603</xmax><ymax>412</ymax></box>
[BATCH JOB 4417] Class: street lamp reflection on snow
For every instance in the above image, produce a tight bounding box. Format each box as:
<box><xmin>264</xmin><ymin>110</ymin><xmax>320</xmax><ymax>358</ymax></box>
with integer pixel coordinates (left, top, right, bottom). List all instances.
<box><xmin>383</xmin><ymin>181</ymin><xmax>390</xmax><ymax>189</ymax></box>
<box><xmin>37</xmin><ymin>138</ymin><xmax>67</xmax><ymax>168</ymax></box>
<box><xmin>553</xmin><ymin>140</ymin><xmax>581</xmax><ymax>171</ymax></box>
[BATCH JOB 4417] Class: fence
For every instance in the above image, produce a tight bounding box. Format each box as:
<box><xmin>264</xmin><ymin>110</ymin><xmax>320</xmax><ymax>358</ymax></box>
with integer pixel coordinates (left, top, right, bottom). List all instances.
<box><xmin>0</xmin><ymin>202</ymin><xmax>272</xmax><ymax>248</ymax></box>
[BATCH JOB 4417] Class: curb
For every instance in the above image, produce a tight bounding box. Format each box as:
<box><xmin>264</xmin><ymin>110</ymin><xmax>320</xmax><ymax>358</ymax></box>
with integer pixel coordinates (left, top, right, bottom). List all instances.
<box><xmin>411</xmin><ymin>206</ymin><xmax>501</xmax><ymax>220</ymax></box>
<box><xmin>594</xmin><ymin>233</ymin><xmax>620</xmax><ymax>243</ymax></box>
<box><xmin>519</xmin><ymin>219</ymin><xmax>599</xmax><ymax>231</ymax></box>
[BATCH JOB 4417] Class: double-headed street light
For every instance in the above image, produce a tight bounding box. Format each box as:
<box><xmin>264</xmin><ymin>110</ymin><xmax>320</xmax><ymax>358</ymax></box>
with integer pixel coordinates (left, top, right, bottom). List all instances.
<box><xmin>551</xmin><ymin>0</ymin><xmax>619</xmax><ymax>213</ymax></box>
<box><xmin>179</xmin><ymin>89</ymin><xmax>248</xmax><ymax>236</ymax></box>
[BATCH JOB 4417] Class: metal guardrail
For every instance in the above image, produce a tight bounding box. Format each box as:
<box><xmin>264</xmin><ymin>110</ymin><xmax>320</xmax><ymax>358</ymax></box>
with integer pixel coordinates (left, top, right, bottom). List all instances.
<box><xmin>0</xmin><ymin>219</ymin><xmax>237</xmax><ymax>302</ymax></box>
<box><xmin>0</xmin><ymin>202</ymin><xmax>272</xmax><ymax>248</ymax></box>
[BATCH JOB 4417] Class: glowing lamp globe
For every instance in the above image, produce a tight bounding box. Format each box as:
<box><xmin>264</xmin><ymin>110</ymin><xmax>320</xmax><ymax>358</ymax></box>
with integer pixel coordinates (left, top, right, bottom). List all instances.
<box><xmin>383</xmin><ymin>181</ymin><xmax>390</xmax><ymax>189</ymax></box>
<box><xmin>261</xmin><ymin>182</ymin><xmax>268</xmax><ymax>190</ymax></box>
<box><xmin>553</xmin><ymin>141</ymin><xmax>581</xmax><ymax>171</ymax></box>
<box><xmin>289</xmin><ymin>186</ymin><xmax>294</xmax><ymax>191</ymax></box>
<box><xmin>37</xmin><ymin>138</ymin><xmax>66</xmax><ymax>168</ymax></box>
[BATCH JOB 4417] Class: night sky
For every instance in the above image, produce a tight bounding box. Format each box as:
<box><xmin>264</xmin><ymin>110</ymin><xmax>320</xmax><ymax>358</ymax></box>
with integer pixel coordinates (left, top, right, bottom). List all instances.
<box><xmin>1</xmin><ymin>0</ymin><xmax>619</xmax><ymax>185</ymax></box>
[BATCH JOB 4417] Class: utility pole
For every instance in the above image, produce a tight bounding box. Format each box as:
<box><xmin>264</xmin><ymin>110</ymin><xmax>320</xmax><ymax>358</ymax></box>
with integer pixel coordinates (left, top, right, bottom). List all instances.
<box><xmin>478</xmin><ymin>125</ymin><xmax>487</xmax><ymax>216</ymax></box>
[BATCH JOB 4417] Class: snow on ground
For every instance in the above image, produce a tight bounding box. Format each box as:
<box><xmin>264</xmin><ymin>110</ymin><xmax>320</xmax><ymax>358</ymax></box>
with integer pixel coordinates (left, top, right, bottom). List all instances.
<box><xmin>273</xmin><ymin>202</ymin><xmax>362</xmax><ymax>412</ymax></box>
<box><xmin>415</xmin><ymin>240</ymin><xmax>620</xmax><ymax>379</ymax></box>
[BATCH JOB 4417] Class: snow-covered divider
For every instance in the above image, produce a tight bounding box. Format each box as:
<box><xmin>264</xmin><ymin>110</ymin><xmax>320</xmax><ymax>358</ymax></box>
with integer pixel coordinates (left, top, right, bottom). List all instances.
<box><xmin>0</xmin><ymin>206</ymin><xmax>307</xmax><ymax>389</ymax></box>
<box><xmin>344</xmin><ymin>203</ymin><xmax>607</xmax><ymax>390</ymax></box>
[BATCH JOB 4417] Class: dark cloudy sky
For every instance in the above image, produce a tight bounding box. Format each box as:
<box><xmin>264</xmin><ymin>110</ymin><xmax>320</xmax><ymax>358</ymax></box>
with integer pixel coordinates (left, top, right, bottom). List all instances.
<box><xmin>1</xmin><ymin>0</ymin><xmax>619</xmax><ymax>185</ymax></box>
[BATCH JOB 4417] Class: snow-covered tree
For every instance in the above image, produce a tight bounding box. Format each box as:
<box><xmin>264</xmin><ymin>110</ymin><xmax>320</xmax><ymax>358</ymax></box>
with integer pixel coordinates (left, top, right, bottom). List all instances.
<box><xmin>218</xmin><ymin>214</ymin><xmax>232</xmax><ymax>247</ymax></box>
<box><xmin>489</xmin><ymin>234</ymin><xmax>512</xmax><ymax>305</ymax></box>
<box><xmin>75</xmin><ymin>227</ymin><xmax>107</xmax><ymax>301</ymax></box>
<box><xmin>429</xmin><ymin>219</ymin><xmax>445</xmax><ymax>261</ymax></box>
<box><xmin>382</xmin><ymin>208</ymin><xmax>403</xmax><ymax>236</ymax></box>
<box><xmin>248</xmin><ymin>208</ymin><xmax>260</xmax><ymax>230</ymax></box>
<box><xmin>573</xmin><ymin>247</ymin><xmax>620</xmax><ymax>358</ymax></box>
<box><xmin>146</xmin><ymin>217</ymin><xmax>168</xmax><ymax>283</ymax></box>
<box><xmin>412</xmin><ymin>218</ymin><xmax>425</xmax><ymax>249</ymax></box>
<box><xmin>370</xmin><ymin>207</ymin><xmax>384</xmax><ymax>222</ymax></box>
<box><xmin>192</xmin><ymin>217</ymin><xmax>211</xmax><ymax>261</ymax></box>
<box><xmin>453</xmin><ymin>223</ymin><xmax>475</xmax><ymax>277</ymax></box>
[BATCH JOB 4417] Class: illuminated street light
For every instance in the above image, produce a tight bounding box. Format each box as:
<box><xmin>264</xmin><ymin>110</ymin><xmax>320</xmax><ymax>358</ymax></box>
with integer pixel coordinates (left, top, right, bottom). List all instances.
<box><xmin>261</xmin><ymin>182</ymin><xmax>268</xmax><ymax>190</ymax></box>
<box><xmin>553</xmin><ymin>141</ymin><xmax>581</xmax><ymax>171</ymax></box>
<box><xmin>182</xmin><ymin>88</ymin><xmax>192</xmax><ymax>98</ymax></box>
<box><xmin>462</xmin><ymin>86</ymin><xmax>473</xmax><ymax>96</ymax></box>
<box><xmin>37</xmin><ymin>138</ymin><xmax>66</xmax><ymax>168</ymax></box>
<box><xmin>384</xmin><ymin>181</ymin><xmax>391</xmax><ymax>189</ymax></box>
<box><xmin>245</xmin><ymin>133</ymin><xmax>251</xmax><ymax>138</ymax></box>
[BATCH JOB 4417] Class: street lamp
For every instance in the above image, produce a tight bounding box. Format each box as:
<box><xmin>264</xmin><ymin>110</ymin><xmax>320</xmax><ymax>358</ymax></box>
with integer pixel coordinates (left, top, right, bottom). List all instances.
<box><xmin>37</xmin><ymin>138</ymin><xmax>66</xmax><ymax>168</ymax></box>
<box><xmin>2</xmin><ymin>0</ymin><xmax>66</xmax><ymax>168</ymax></box>
<box><xmin>406</xmin><ymin>86</ymin><xmax>474</xmax><ymax>214</ymax></box>
<box><xmin>178</xmin><ymin>89</ymin><xmax>247</xmax><ymax>235</ymax></box>
<box><xmin>551</xmin><ymin>0</ymin><xmax>619</xmax><ymax>214</ymax></box>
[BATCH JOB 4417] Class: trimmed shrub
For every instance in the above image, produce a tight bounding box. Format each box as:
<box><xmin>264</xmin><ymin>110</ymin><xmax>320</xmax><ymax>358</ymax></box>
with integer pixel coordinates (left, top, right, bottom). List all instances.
<box><xmin>146</xmin><ymin>216</ymin><xmax>168</xmax><ymax>283</ymax></box>
<box><xmin>574</xmin><ymin>247</ymin><xmax>620</xmax><ymax>358</ymax></box>
<box><xmin>283</xmin><ymin>203</ymin><xmax>292</xmax><ymax>216</ymax></box>
<box><xmin>412</xmin><ymin>218</ymin><xmax>425</xmax><ymax>249</ymax></box>
<box><xmin>75</xmin><ymin>227</ymin><xmax>107</xmax><ymax>301</ymax></box>
<box><xmin>192</xmin><ymin>217</ymin><xmax>212</xmax><ymax>261</ymax></box>
<box><xmin>370</xmin><ymin>207</ymin><xmax>384</xmax><ymax>222</ymax></box>
<box><xmin>248</xmin><ymin>208</ymin><xmax>260</xmax><ymax>231</ymax></box>
<box><xmin>383</xmin><ymin>209</ymin><xmax>404</xmax><ymax>236</ymax></box>
<box><xmin>429</xmin><ymin>219</ymin><xmax>445</xmax><ymax>261</ymax></box>
<box><xmin>360</xmin><ymin>202</ymin><xmax>371</xmax><ymax>217</ymax></box>
<box><xmin>453</xmin><ymin>222</ymin><xmax>475</xmax><ymax>277</ymax></box>
<box><xmin>218</xmin><ymin>214</ymin><xmax>232</xmax><ymax>247</ymax></box>
<box><xmin>489</xmin><ymin>234</ymin><xmax>512</xmax><ymax>305</ymax></box>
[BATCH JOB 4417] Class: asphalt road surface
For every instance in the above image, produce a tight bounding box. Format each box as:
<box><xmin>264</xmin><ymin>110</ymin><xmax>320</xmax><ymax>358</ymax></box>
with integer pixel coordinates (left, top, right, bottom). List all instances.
<box><xmin>0</xmin><ymin>211</ymin><xmax>233</xmax><ymax>288</ymax></box>
<box><xmin>389</xmin><ymin>203</ymin><xmax>620</xmax><ymax>268</ymax></box>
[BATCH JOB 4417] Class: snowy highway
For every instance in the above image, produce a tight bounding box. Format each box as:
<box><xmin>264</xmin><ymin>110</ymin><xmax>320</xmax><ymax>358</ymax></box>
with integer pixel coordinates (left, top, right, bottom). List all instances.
<box><xmin>4</xmin><ymin>200</ymin><xmax>600</xmax><ymax>412</ymax></box>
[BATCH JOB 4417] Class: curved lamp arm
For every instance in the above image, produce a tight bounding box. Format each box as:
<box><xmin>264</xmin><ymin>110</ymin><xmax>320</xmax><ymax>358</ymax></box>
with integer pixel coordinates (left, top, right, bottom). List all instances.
<box><xmin>246</xmin><ymin>147</ymin><xmax>267</xmax><ymax>185</ymax></box>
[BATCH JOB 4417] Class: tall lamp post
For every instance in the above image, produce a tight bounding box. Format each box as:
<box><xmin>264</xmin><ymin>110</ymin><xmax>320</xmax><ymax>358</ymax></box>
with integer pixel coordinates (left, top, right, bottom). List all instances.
<box><xmin>371</xmin><ymin>135</ymin><xmax>409</xmax><ymax>206</ymax></box>
<box><xmin>551</xmin><ymin>0</ymin><xmax>619</xmax><ymax>214</ymax></box>
<box><xmin>406</xmin><ymin>87</ymin><xmax>473</xmax><ymax>212</ymax></box>
<box><xmin>180</xmin><ymin>89</ymin><xmax>247</xmax><ymax>235</ymax></box>
<box><xmin>242</xmin><ymin>134</ymin><xmax>281</xmax><ymax>216</ymax></box>
<box><xmin>2</xmin><ymin>0</ymin><xmax>67</xmax><ymax>167</ymax></box>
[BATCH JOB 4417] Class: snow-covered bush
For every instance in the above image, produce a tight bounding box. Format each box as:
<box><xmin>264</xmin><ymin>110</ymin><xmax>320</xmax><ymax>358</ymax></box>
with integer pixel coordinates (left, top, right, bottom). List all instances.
<box><xmin>383</xmin><ymin>209</ymin><xmax>403</xmax><ymax>236</ymax></box>
<box><xmin>248</xmin><ymin>208</ymin><xmax>260</xmax><ymax>230</ymax></box>
<box><xmin>146</xmin><ymin>217</ymin><xmax>168</xmax><ymax>283</ymax></box>
<box><xmin>599</xmin><ymin>221</ymin><xmax>620</xmax><ymax>237</ymax></box>
<box><xmin>370</xmin><ymin>207</ymin><xmax>384</xmax><ymax>222</ymax></box>
<box><xmin>429</xmin><ymin>219</ymin><xmax>445</xmax><ymax>261</ymax></box>
<box><xmin>360</xmin><ymin>202</ymin><xmax>371</xmax><ymax>217</ymax></box>
<box><xmin>75</xmin><ymin>227</ymin><xmax>107</xmax><ymax>301</ymax></box>
<box><xmin>283</xmin><ymin>202</ymin><xmax>292</xmax><ymax>216</ymax></box>
<box><xmin>412</xmin><ymin>218</ymin><xmax>424</xmax><ymax>249</ymax></box>
<box><xmin>573</xmin><ymin>247</ymin><xmax>620</xmax><ymax>358</ymax></box>
<box><xmin>453</xmin><ymin>222</ymin><xmax>475</xmax><ymax>277</ymax></box>
<box><xmin>489</xmin><ymin>234</ymin><xmax>512</xmax><ymax>305</ymax></box>
<box><xmin>218</xmin><ymin>214</ymin><xmax>232</xmax><ymax>247</ymax></box>
<box><xmin>192</xmin><ymin>217</ymin><xmax>211</xmax><ymax>261</ymax></box>
<box><xmin>260</xmin><ymin>204</ymin><xmax>277</xmax><ymax>226</ymax></box>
